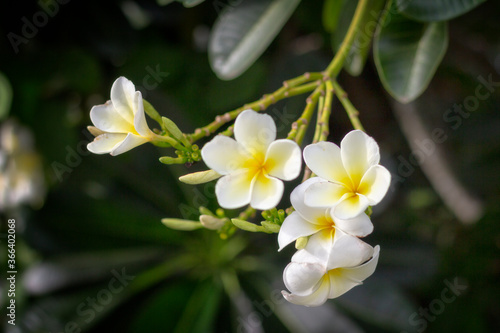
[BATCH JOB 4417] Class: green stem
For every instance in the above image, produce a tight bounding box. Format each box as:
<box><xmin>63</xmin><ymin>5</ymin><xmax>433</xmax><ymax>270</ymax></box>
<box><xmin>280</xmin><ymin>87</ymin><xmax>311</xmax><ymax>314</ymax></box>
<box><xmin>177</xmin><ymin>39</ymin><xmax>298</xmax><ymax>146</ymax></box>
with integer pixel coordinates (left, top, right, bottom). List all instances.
<box><xmin>318</xmin><ymin>80</ymin><xmax>334</xmax><ymax>142</ymax></box>
<box><xmin>324</xmin><ymin>0</ymin><xmax>371</xmax><ymax>78</ymax></box>
<box><xmin>151</xmin><ymin>132</ymin><xmax>184</xmax><ymax>149</ymax></box>
<box><xmin>331</xmin><ymin>80</ymin><xmax>365</xmax><ymax>131</ymax></box>
<box><xmin>285</xmin><ymin>80</ymin><xmax>322</xmax><ymax>97</ymax></box>
<box><xmin>287</xmin><ymin>83</ymin><xmax>325</xmax><ymax>143</ymax></box>
<box><xmin>313</xmin><ymin>95</ymin><xmax>325</xmax><ymax>144</ymax></box>
<box><xmin>187</xmin><ymin>73</ymin><xmax>322</xmax><ymax>143</ymax></box>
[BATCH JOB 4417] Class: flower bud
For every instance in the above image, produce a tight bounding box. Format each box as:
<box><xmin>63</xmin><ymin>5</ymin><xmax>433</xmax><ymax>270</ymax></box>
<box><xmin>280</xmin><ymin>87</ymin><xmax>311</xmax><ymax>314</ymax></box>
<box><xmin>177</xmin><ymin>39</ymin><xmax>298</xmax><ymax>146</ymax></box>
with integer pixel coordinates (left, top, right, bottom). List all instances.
<box><xmin>161</xmin><ymin>218</ymin><xmax>203</xmax><ymax>231</ymax></box>
<box><xmin>179</xmin><ymin>169</ymin><xmax>221</xmax><ymax>184</ymax></box>
<box><xmin>199</xmin><ymin>215</ymin><xmax>226</xmax><ymax>230</ymax></box>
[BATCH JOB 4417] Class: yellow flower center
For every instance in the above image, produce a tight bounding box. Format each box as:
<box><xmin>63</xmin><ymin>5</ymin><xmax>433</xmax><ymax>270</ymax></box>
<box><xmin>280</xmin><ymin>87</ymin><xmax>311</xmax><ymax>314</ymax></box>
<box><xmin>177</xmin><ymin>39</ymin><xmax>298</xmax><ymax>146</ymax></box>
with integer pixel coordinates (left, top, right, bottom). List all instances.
<box><xmin>316</xmin><ymin>215</ymin><xmax>336</xmax><ymax>241</ymax></box>
<box><xmin>327</xmin><ymin>267</ymin><xmax>345</xmax><ymax>279</ymax></box>
<box><xmin>243</xmin><ymin>151</ymin><xmax>274</xmax><ymax>182</ymax></box>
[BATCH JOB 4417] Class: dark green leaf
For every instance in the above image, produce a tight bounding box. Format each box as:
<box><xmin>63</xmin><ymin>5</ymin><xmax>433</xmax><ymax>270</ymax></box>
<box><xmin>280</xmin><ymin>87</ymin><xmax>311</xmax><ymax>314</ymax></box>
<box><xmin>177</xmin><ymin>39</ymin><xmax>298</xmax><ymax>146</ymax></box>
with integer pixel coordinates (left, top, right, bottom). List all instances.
<box><xmin>181</xmin><ymin>0</ymin><xmax>205</xmax><ymax>7</ymax></box>
<box><xmin>129</xmin><ymin>281</ymin><xmax>196</xmax><ymax>332</ymax></box>
<box><xmin>374</xmin><ymin>2</ymin><xmax>448</xmax><ymax>102</ymax></box>
<box><xmin>174</xmin><ymin>281</ymin><xmax>222</xmax><ymax>333</ymax></box>
<box><xmin>209</xmin><ymin>0</ymin><xmax>301</xmax><ymax>80</ymax></box>
<box><xmin>157</xmin><ymin>0</ymin><xmax>176</xmax><ymax>5</ymax></box>
<box><xmin>396</xmin><ymin>0</ymin><xmax>486</xmax><ymax>22</ymax></box>
<box><xmin>322</xmin><ymin>0</ymin><xmax>347</xmax><ymax>33</ymax></box>
<box><xmin>0</xmin><ymin>72</ymin><xmax>12</xmax><ymax>120</ymax></box>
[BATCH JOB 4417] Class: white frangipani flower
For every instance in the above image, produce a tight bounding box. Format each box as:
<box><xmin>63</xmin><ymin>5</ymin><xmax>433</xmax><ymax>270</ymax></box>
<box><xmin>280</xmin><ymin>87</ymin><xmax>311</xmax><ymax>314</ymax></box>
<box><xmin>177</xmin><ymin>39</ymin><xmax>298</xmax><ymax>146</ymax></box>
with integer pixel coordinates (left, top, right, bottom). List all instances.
<box><xmin>282</xmin><ymin>245</ymin><xmax>380</xmax><ymax>307</ymax></box>
<box><xmin>278</xmin><ymin>177</ymin><xmax>374</xmax><ymax>262</ymax></box>
<box><xmin>0</xmin><ymin>120</ymin><xmax>45</xmax><ymax>210</ymax></box>
<box><xmin>87</xmin><ymin>77</ymin><xmax>155</xmax><ymax>156</ymax></box>
<box><xmin>201</xmin><ymin>109</ymin><xmax>302</xmax><ymax>210</ymax></box>
<box><xmin>303</xmin><ymin>130</ymin><xmax>391</xmax><ymax>220</ymax></box>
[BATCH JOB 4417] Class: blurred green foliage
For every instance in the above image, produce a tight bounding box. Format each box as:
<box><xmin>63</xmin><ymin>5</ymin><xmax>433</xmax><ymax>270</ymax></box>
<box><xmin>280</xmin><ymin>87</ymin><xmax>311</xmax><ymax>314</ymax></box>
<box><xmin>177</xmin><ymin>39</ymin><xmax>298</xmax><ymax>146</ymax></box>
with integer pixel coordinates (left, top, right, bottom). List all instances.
<box><xmin>1</xmin><ymin>0</ymin><xmax>499</xmax><ymax>332</ymax></box>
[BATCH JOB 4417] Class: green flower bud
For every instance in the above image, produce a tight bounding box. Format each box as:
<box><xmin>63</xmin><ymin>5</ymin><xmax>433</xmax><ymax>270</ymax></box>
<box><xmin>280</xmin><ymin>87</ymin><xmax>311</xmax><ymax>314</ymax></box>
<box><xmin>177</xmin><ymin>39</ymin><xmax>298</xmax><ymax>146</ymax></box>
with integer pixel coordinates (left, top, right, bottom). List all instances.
<box><xmin>261</xmin><ymin>221</ymin><xmax>280</xmax><ymax>233</ymax></box>
<box><xmin>178</xmin><ymin>169</ymin><xmax>221</xmax><ymax>184</ymax></box>
<box><xmin>295</xmin><ymin>236</ymin><xmax>308</xmax><ymax>250</ymax></box>
<box><xmin>161</xmin><ymin>218</ymin><xmax>203</xmax><ymax>231</ymax></box>
<box><xmin>231</xmin><ymin>219</ymin><xmax>270</xmax><ymax>233</ymax></box>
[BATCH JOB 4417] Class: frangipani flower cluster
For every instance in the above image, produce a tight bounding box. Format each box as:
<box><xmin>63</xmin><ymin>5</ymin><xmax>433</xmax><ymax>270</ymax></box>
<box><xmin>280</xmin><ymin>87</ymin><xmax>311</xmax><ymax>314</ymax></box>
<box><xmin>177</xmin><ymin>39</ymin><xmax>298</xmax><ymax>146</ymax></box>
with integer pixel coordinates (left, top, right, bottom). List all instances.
<box><xmin>278</xmin><ymin>130</ymin><xmax>390</xmax><ymax>306</ymax></box>
<box><xmin>85</xmin><ymin>76</ymin><xmax>391</xmax><ymax>308</ymax></box>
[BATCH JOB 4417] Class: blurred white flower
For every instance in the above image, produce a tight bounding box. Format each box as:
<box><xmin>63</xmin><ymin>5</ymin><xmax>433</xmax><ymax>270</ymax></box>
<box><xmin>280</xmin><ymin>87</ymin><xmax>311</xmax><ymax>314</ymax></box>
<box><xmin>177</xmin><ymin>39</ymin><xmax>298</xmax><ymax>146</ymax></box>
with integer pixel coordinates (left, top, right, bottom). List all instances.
<box><xmin>87</xmin><ymin>76</ymin><xmax>154</xmax><ymax>156</ymax></box>
<box><xmin>282</xmin><ymin>245</ymin><xmax>380</xmax><ymax>307</ymax></box>
<box><xmin>201</xmin><ymin>110</ymin><xmax>302</xmax><ymax>210</ymax></box>
<box><xmin>0</xmin><ymin>120</ymin><xmax>45</xmax><ymax>211</ymax></box>
<box><xmin>278</xmin><ymin>177</ymin><xmax>373</xmax><ymax>262</ymax></box>
<box><xmin>303</xmin><ymin>130</ymin><xmax>391</xmax><ymax>220</ymax></box>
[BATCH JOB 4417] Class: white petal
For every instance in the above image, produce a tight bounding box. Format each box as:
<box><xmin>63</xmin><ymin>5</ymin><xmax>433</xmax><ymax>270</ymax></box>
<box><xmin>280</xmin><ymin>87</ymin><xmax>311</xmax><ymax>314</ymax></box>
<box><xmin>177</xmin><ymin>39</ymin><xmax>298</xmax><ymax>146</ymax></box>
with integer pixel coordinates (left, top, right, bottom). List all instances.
<box><xmin>326</xmin><ymin>231</ymin><xmax>374</xmax><ymax>269</ymax></box>
<box><xmin>327</xmin><ymin>245</ymin><xmax>380</xmax><ymax>299</ymax></box>
<box><xmin>282</xmin><ymin>277</ymin><xmax>330</xmax><ymax>307</ymax></box>
<box><xmin>201</xmin><ymin>136</ymin><xmax>252</xmax><ymax>175</ymax></box>
<box><xmin>250</xmin><ymin>173</ymin><xmax>283</xmax><ymax>210</ymax></box>
<box><xmin>341</xmin><ymin>245</ymin><xmax>380</xmax><ymax>281</ymax></box>
<box><xmin>290</xmin><ymin>177</ymin><xmax>328</xmax><ymax>222</ymax></box>
<box><xmin>326</xmin><ymin>270</ymin><xmax>363</xmax><ymax>299</ymax></box>
<box><xmin>340</xmin><ymin>130</ymin><xmax>380</xmax><ymax>185</ymax></box>
<box><xmin>333</xmin><ymin>194</ymin><xmax>370</xmax><ymax>220</ymax></box>
<box><xmin>110</xmin><ymin>77</ymin><xmax>136</xmax><ymax>123</ymax></box>
<box><xmin>215</xmin><ymin>171</ymin><xmax>253</xmax><ymax>209</ymax></box>
<box><xmin>304</xmin><ymin>181</ymin><xmax>350</xmax><ymax>208</ymax></box>
<box><xmin>265</xmin><ymin>139</ymin><xmax>302</xmax><ymax>181</ymax></box>
<box><xmin>132</xmin><ymin>91</ymin><xmax>152</xmax><ymax>138</ymax></box>
<box><xmin>333</xmin><ymin>213</ymin><xmax>373</xmax><ymax>237</ymax></box>
<box><xmin>87</xmin><ymin>133</ymin><xmax>127</xmax><ymax>154</ymax></box>
<box><xmin>358</xmin><ymin>165</ymin><xmax>391</xmax><ymax>205</ymax></box>
<box><xmin>90</xmin><ymin>103</ymin><xmax>134</xmax><ymax>133</ymax></box>
<box><xmin>291</xmin><ymin>247</ymin><xmax>325</xmax><ymax>265</ymax></box>
<box><xmin>234</xmin><ymin>110</ymin><xmax>276</xmax><ymax>156</ymax></box>
<box><xmin>303</xmin><ymin>142</ymin><xmax>351</xmax><ymax>186</ymax></box>
<box><xmin>300</xmin><ymin>229</ymin><xmax>335</xmax><ymax>264</ymax></box>
<box><xmin>110</xmin><ymin>133</ymin><xmax>149</xmax><ymax>156</ymax></box>
<box><xmin>87</xmin><ymin>126</ymin><xmax>105</xmax><ymax>137</ymax></box>
<box><xmin>283</xmin><ymin>261</ymin><xmax>326</xmax><ymax>296</ymax></box>
<box><xmin>278</xmin><ymin>212</ymin><xmax>320</xmax><ymax>251</ymax></box>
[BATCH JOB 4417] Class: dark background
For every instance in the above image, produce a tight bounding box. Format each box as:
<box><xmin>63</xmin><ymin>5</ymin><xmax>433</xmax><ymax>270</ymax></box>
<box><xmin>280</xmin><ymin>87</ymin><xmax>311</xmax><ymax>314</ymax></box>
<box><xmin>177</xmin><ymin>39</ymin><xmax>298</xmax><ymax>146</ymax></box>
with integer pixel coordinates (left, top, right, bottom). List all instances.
<box><xmin>1</xmin><ymin>0</ymin><xmax>499</xmax><ymax>332</ymax></box>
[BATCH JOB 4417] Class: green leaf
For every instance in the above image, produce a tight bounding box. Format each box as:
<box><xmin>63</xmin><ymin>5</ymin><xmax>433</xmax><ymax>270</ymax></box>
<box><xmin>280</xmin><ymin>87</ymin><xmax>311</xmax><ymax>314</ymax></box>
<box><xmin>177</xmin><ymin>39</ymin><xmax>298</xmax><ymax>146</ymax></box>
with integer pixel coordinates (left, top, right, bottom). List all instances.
<box><xmin>0</xmin><ymin>72</ymin><xmax>13</xmax><ymax>120</ymax></box>
<box><xmin>156</xmin><ymin>0</ymin><xmax>176</xmax><ymax>5</ymax></box>
<box><xmin>129</xmin><ymin>281</ymin><xmax>197</xmax><ymax>332</ymax></box>
<box><xmin>322</xmin><ymin>0</ymin><xmax>346</xmax><ymax>33</ymax></box>
<box><xmin>181</xmin><ymin>0</ymin><xmax>205</xmax><ymax>7</ymax></box>
<box><xmin>396</xmin><ymin>0</ymin><xmax>486</xmax><ymax>22</ymax></box>
<box><xmin>374</xmin><ymin>2</ymin><xmax>448</xmax><ymax>103</ymax></box>
<box><xmin>208</xmin><ymin>0</ymin><xmax>301</xmax><ymax>80</ymax></box>
<box><xmin>332</xmin><ymin>0</ymin><xmax>386</xmax><ymax>76</ymax></box>
<box><xmin>161</xmin><ymin>218</ymin><xmax>204</xmax><ymax>231</ymax></box>
<box><xmin>174</xmin><ymin>281</ymin><xmax>221</xmax><ymax>333</ymax></box>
